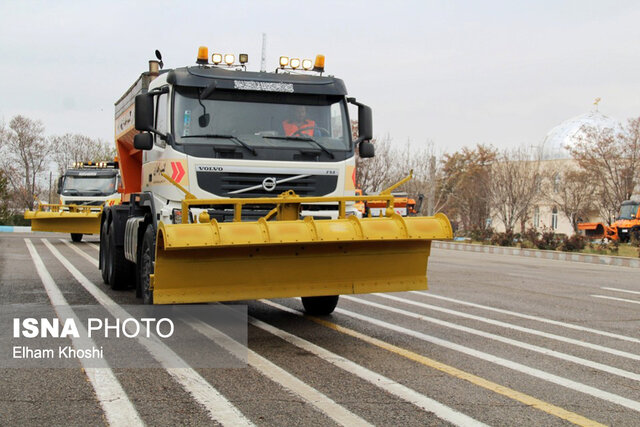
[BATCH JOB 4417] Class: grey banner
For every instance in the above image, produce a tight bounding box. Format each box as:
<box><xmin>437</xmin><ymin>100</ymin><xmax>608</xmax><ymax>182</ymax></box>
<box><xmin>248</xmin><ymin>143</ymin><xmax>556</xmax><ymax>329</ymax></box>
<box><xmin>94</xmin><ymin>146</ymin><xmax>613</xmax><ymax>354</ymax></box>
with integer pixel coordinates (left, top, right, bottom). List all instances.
<box><xmin>1</xmin><ymin>304</ymin><xmax>248</xmax><ymax>369</ymax></box>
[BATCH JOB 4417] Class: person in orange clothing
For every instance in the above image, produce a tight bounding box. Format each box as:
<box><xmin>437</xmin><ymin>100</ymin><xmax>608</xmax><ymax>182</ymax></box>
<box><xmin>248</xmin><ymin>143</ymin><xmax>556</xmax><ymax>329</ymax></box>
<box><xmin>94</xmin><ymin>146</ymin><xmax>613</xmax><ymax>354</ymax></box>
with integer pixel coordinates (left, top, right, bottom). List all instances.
<box><xmin>282</xmin><ymin>105</ymin><xmax>315</xmax><ymax>136</ymax></box>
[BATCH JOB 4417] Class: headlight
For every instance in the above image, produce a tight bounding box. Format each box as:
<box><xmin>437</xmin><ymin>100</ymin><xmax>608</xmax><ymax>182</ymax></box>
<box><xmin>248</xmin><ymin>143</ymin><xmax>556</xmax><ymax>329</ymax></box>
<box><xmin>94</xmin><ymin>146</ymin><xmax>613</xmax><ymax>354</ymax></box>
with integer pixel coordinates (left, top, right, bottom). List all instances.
<box><xmin>172</xmin><ymin>208</ymin><xmax>182</xmax><ymax>224</ymax></box>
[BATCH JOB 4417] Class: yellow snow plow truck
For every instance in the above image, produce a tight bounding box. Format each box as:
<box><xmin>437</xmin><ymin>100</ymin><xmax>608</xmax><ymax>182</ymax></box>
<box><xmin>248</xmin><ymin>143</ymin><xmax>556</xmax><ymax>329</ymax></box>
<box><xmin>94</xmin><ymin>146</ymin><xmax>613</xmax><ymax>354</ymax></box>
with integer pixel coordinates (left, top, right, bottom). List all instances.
<box><xmin>100</xmin><ymin>47</ymin><xmax>452</xmax><ymax>314</ymax></box>
<box><xmin>24</xmin><ymin>161</ymin><xmax>120</xmax><ymax>242</ymax></box>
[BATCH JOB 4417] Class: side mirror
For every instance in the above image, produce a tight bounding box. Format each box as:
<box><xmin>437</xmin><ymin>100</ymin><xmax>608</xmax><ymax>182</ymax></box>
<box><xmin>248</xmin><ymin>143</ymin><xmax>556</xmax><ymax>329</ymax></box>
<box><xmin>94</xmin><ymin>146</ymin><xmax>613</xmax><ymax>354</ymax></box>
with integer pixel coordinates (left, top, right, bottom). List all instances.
<box><xmin>347</xmin><ymin>98</ymin><xmax>373</xmax><ymax>145</ymax></box>
<box><xmin>135</xmin><ymin>93</ymin><xmax>154</xmax><ymax>132</ymax></box>
<box><xmin>134</xmin><ymin>133</ymin><xmax>153</xmax><ymax>150</ymax></box>
<box><xmin>357</xmin><ymin>105</ymin><xmax>373</xmax><ymax>142</ymax></box>
<box><xmin>359</xmin><ymin>140</ymin><xmax>375</xmax><ymax>158</ymax></box>
<box><xmin>57</xmin><ymin>177</ymin><xmax>63</xmax><ymax>194</ymax></box>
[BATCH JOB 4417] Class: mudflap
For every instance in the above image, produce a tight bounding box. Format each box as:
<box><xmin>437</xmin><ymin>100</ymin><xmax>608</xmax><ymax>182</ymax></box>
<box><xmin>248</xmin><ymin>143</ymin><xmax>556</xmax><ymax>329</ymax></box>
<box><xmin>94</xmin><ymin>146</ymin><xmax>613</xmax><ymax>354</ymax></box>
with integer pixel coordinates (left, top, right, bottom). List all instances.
<box><xmin>150</xmin><ymin>213</ymin><xmax>452</xmax><ymax>304</ymax></box>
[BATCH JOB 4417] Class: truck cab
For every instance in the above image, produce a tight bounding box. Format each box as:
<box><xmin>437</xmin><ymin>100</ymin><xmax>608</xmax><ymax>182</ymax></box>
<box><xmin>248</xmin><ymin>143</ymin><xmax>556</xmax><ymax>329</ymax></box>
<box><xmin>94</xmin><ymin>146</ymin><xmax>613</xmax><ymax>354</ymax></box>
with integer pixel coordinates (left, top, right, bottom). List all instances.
<box><xmin>58</xmin><ymin>161</ymin><xmax>120</xmax><ymax>210</ymax></box>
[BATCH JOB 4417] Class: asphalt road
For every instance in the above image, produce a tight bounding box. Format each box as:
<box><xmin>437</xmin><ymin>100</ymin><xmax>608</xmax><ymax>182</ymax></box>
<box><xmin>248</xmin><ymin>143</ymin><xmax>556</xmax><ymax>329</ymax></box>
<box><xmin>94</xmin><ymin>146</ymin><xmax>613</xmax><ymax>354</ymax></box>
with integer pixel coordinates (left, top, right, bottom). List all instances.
<box><xmin>1</xmin><ymin>231</ymin><xmax>639</xmax><ymax>426</ymax></box>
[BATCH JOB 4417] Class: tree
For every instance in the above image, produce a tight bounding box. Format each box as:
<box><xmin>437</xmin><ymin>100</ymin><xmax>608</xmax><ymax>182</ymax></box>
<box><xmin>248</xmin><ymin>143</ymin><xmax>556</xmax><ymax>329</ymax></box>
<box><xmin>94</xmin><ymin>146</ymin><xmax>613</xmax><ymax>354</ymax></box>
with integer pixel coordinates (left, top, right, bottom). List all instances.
<box><xmin>543</xmin><ymin>167</ymin><xmax>595</xmax><ymax>232</ymax></box>
<box><xmin>50</xmin><ymin>133</ymin><xmax>116</xmax><ymax>175</ymax></box>
<box><xmin>569</xmin><ymin>118</ymin><xmax>640</xmax><ymax>224</ymax></box>
<box><xmin>355</xmin><ymin>134</ymin><xmax>396</xmax><ymax>194</ymax></box>
<box><xmin>0</xmin><ymin>170</ymin><xmax>10</xmax><ymax>223</ymax></box>
<box><xmin>354</xmin><ymin>131</ymin><xmax>446</xmax><ymax>215</ymax></box>
<box><xmin>489</xmin><ymin>146</ymin><xmax>542</xmax><ymax>233</ymax></box>
<box><xmin>438</xmin><ymin>144</ymin><xmax>496</xmax><ymax>232</ymax></box>
<box><xmin>0</xmin><ymin>116</ymin><xmax>51</xmax><ymax>210</ymax></box>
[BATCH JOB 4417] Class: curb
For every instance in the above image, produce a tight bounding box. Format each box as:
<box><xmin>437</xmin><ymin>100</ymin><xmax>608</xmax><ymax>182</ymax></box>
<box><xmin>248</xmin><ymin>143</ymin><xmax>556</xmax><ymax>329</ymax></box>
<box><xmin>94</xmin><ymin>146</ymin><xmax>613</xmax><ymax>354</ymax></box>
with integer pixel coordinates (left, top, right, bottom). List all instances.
<box><xmin>0</xmin><ymin>226</ymin><xmax>32</xmax><ymax>233</ymax></box>
<box><xmin>433</xmin><ymin>241</ymin><xmax>640</xmax><ymax>268</ymax></box>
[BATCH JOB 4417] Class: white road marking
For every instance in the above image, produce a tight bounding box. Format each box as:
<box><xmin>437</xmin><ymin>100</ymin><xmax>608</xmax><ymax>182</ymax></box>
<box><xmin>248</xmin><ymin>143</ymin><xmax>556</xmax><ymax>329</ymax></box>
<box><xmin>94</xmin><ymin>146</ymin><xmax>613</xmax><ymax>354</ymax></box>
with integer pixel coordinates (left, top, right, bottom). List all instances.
<box><xmin>344</xmin><ymin>295</ymin><xmax>640</xmax><ymax>382</ymax></box>
<box><xmin>85</xmin><ymin>242</ymin><xmax>100</xmax><ymax>251</ymax></box>
<box><xmin>25</xmin><ymin>239</ymin><xmax>143</xmax><ymax>427</ymax></box>
<box><xmin>601</xmin><ymin>287</ymin><xmax>640</xmax><ymax>295</ymax></box>
<box><xmin>592</xmin><ymin>295</ymin><xmax>640</xmax><ymax>305</ymax></box>
<box><xmin>331</xmin><ymin>304</ymin><xmax>640</xmax><ymax>412</ymax></box>
<box><xmin>43</xmin><ymin>239</ymin><xmax>254</xmax><ymax>426</ymax></box>
<box><xmin>370</xmin><ymin>293</ymin><xmax>640</xmax><ymax>361</ymax></box>
<box><xmin>415</xmin><ymin>292</ymin><xmax>640</xmax><ymax>344</ymax></box>
<box><xmin>257</xmin><ymin>300</ymin><xmax>488</xmax><ymax>427</ymax></box>
<box><xmin>187</xmin><ymin>317</ymin><xmax>373</xmax><ymax>427</ymax></box>
<box><xmin>62</xmin><ymin>239</ymin><xmax>98</xmax><ymax>266</ymax></box>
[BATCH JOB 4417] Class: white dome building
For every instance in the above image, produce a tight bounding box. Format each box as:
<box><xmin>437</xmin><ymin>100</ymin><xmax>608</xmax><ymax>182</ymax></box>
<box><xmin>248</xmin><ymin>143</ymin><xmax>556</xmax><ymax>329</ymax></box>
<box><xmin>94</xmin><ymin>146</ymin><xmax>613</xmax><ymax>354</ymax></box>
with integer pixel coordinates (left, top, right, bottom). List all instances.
<box><xmin>541</xmin><ymin>109</ymin><xmax>623</xmax><ymax>160</ymax></box>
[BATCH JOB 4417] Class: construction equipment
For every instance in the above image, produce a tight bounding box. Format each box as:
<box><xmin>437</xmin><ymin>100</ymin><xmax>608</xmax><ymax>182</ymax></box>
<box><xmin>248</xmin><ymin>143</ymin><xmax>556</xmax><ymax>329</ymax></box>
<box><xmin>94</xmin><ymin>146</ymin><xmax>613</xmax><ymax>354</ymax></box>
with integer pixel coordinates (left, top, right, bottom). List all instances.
<box><xmin>100</xmin><ymin>47</ymin><xmax>452</xmax><ymax>313</ymax></box>
<box><xmin>578</xmin><ymin>200</ymin><xmax>640</xmax><ymax>242</ymax></box>
<box><xmin>24</xmin><ymin>161</ymin><xmax>120</xmax><ymax>242</ymax></box>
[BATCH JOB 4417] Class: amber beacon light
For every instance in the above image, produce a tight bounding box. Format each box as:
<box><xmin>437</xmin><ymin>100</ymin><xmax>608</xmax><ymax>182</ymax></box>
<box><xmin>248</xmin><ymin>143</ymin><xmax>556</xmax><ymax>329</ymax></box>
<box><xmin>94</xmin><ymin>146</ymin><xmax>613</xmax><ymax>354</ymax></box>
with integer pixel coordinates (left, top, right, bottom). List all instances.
<box><xmin>197</xmin><ymin>46</ymin><xmax>209</xmax><ymax>64</ymax></box>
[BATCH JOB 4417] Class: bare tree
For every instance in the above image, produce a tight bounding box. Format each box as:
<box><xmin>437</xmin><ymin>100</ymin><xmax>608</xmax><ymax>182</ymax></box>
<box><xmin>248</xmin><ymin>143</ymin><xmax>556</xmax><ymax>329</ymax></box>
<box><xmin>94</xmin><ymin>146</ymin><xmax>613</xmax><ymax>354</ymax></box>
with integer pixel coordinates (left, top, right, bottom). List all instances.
<box><xmin>355</xmin><ymin>131</ymin><xmax>446</xmax><ymax>215</ymax></box>
<box><xmin>50</xmin><ymin>133</ymin><xmax>116</xmax><ymax>175</ymax></box>
<box><xmin>569</xmin><ymin>118</ymin><xmax>640</xmax><ymax>224</ymax></box>
<box><xmin>0</xmin><ymin>115</ymin><xmax>51</xmax><ymax>210</ymax></box>
<box><xmin>384</xmin><ymin>141</ymin><xmax>446</xmax><ymax>215</ymax></box>
<box><xmin>355</xmin><ymin>134</ymin><xmax>396</xmax><ymax>194</ymax></box>
<box><xmin>439</xmin><ymin>144</ymin><xmax>496</xmax><ymax>232</ymax></box>
<box><xmin>543</xmin><ymin>166</ymin><xmax>595</xmax><ymax>232</ymax></box>
<box><xmin>489</xmin><ymin>146</ymin><xmax>542</xmax><ymax>233</ymax></box>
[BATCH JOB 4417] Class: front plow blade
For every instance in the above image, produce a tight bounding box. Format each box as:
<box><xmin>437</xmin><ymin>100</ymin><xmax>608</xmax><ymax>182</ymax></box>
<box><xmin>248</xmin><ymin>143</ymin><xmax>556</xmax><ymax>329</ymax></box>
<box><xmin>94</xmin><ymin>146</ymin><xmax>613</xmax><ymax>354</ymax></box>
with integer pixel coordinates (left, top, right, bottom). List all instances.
<box><xmin>151</xmin><ymin>213</ymin><xmax>452</xmax><ymax>304</ymax></box>
<box><xmin>24</xmin><ymin>210</ymin><xmax>102</xmax><ymax>234</ymax></box>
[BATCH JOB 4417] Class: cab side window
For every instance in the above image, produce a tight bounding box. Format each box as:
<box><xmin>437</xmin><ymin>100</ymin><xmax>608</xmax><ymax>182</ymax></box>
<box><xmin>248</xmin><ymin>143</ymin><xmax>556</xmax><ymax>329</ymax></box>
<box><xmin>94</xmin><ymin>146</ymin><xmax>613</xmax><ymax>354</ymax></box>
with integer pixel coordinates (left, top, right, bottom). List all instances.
<box><xmin>155</xmin><ymin>91</ymin><xmax>168</xmax><ymax>146</ymax></box>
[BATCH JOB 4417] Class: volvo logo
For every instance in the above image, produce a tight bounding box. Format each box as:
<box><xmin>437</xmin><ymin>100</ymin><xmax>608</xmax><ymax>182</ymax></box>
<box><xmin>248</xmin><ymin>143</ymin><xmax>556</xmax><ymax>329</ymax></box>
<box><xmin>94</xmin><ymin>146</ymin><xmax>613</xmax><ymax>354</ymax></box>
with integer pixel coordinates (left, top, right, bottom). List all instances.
<box><xmin>262</xmin><ymin>177</ymin><xmax>277</xmax><ymax>192</ymax></box>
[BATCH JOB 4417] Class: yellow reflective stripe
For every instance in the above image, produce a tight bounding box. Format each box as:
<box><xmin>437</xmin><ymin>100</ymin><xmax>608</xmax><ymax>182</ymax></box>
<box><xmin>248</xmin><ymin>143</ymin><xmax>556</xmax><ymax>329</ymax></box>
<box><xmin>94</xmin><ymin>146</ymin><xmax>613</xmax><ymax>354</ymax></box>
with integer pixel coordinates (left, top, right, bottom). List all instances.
<box><xmin>309</xmin><ymin>315</ymin><xmax>606</xmax><ymax>427</ymax></box>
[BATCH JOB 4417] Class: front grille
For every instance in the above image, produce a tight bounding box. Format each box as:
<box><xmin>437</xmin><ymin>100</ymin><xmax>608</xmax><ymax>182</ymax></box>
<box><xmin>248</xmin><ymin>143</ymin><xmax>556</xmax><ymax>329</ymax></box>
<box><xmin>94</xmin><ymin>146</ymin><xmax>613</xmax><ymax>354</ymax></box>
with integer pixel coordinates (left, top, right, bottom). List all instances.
<box><xmin>196</xmin><ymin>172</ymin><xmax>338</xmax><ymax>198</ymax></box>
<box><xmin>64</xmin><ymin>200</ymin><xmax>104</xmax><ymax>206</ymax></box>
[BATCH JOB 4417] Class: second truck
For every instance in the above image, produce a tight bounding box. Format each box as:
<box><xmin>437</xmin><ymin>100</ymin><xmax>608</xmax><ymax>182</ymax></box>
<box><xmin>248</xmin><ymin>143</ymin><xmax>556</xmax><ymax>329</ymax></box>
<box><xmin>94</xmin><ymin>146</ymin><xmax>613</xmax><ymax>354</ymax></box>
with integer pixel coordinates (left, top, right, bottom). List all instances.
<box><xmin>100</xmin><ymin>47</ymin><xmax>452</xmax><ymax>314</ymax></box>
<box><xmin>25</xmin><ymin>161</ymin><xmax>120</xmax><ymax>242</ymax></box>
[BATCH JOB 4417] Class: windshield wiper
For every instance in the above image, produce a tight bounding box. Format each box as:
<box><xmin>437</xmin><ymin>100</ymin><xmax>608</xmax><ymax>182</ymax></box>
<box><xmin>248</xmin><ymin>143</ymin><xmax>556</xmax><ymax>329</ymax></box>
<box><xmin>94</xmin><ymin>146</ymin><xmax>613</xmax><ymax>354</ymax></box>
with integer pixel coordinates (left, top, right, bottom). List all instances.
<box><xmin>263</xmin><ymin>135</ymin><xmax>335</xmax><ymax>159</ymax></box>
<box><xmin>181</xmin><ymin>134</ymin><xmax>257</xmax><ymax>156</ymax></box>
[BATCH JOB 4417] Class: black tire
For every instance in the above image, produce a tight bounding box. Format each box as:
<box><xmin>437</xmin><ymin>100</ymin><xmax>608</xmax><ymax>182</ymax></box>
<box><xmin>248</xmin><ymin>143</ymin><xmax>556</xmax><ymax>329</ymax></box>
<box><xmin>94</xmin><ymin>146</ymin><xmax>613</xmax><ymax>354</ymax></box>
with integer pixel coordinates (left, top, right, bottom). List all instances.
<box><xmin>107</xmin><ymin>220</ymin><xmax>134</xmax><ymax>290</ymax></box>
<box><xmin>100</xmin><ymin>223</ymin><xmax>110</xmax><ymax>285</ymax></box>
<box><xmin>140</xmin><ymin>225</ymin><xmax>155</xmax><ymax>305</ymax></box>
<box><xmin>70</xmin><ymin>233</ymin><xmax>83</xmax><ymax>242</ymax></box>
<box><xmin>301</xmin><ymin>295</ymin><xmax>339</xmax><ymax>315</ymax></box>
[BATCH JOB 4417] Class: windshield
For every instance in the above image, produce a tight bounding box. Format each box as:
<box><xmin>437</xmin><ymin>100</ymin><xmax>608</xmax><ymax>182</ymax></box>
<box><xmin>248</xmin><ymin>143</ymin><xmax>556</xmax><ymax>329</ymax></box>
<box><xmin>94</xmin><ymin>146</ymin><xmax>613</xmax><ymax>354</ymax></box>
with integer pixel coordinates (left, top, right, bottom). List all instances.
<box><xmin>173</xmin><ymin>88</ymin><xmax>351</xmax><ymax>160</ymax></box>
<box><xmin>62</xmin><ymin>175</ymin><xmax>117</xmax><ymax>196</ymax></box>
<box><xmin>618</xmin><ymin>203</ymin><xmax>639</xmax><ymax>220</ymax></box>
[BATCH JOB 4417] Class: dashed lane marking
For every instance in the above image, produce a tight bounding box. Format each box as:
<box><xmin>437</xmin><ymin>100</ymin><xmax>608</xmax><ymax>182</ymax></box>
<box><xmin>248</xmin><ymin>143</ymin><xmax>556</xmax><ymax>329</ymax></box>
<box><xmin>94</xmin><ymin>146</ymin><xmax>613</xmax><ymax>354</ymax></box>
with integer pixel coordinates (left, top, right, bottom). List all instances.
<box><xmin>187</xmin><ymin>317</ymin><xmax>373</xmax><ymax>427</ymax></box>
<box><xmin>601</xmin><ymin>287</ymin><xmax>640</xmax><ymax>295</ymax></box>
<box><xmin>373</xmin><ymin>293</ymin><xmax>640</xmax><ymax>361</ymax></box>
<box><xmin>345</xmin><ymin>295</ymin><xmax>640</xmax><ymax>381</ymax></box>
<box><xmin>43</xmin><ymin>239</ymin><xmax>254</xmax><ymax>427</ymax></box>
<box><xmin>253</xmin><ymin>302</ymin><xmax>488</xmax><ymax>426</ymax></box>
<box><xmin>591</xmin><ymin>295</ymin><xmax>640</xmax><ymax>305</ymax></box>
<box><xmin>330</xmin><ymin>304</ymin><xmax>640</xmax><ymax>413</ymax></box>
<box><xmin>415</xmin><ymin>292</ymin><xmax>640</xmax><ymax>344</ymax></box>
<box><xmin>262</xmin><ymin>299</ymin><xmax>607</xmax><ymax>427</ymax></box>
<box><xmin>25</xmin><ymin>239</ymin><xmax>144</xmax><ymax>427</ymax></box>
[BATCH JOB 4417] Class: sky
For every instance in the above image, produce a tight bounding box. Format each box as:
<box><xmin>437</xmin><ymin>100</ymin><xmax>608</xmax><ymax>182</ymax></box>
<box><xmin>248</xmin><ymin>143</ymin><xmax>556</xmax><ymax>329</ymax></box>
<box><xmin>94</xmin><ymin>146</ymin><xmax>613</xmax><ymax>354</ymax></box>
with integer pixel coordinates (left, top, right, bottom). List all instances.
<box><xmin>1</xmin><ymin>0</ymin><xmax>639</xmax><ymax>154</ymax></box>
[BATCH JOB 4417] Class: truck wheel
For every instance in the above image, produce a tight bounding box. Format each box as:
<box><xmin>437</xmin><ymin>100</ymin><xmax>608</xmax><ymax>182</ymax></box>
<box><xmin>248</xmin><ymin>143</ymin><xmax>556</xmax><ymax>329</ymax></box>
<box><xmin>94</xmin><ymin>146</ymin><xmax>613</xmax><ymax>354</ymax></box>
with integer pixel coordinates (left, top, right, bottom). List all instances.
<box><xmin>100</xmin><ymin>223</ymin><xmax>110</xmax><ymax>285</ymax></box>
<box><xmin>71</xmin><ymin>233</ymin><xmax>83</xmax><ymax>242</ymax></box>
<box><xmin>140</xmin><ymin>225</ymin><xmax>155</xmax><ymax>305</ymax></box>
<box><xmin>107</xmin><ymin>220</ymin><xmax>134</xmax><ymax>291</ymax></box>
<box><xmin>301</xmin><ymin>295</ymin><xmax>339</xmax><ymax>315</ymax></box>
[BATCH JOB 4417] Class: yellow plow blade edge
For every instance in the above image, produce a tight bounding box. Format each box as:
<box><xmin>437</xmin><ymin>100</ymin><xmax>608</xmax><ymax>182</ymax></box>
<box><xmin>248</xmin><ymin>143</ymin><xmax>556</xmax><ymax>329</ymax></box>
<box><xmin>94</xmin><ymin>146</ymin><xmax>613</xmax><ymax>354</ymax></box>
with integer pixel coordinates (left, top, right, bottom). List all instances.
<box><xmin>151</xmin><ymin>213</ymin><xmax>452</xmax><ymax>304</ymax></box>
<box><xmin>24</xmin><ymin>210</ymin><xmax>102</xmax><ymax>234</ymax></box>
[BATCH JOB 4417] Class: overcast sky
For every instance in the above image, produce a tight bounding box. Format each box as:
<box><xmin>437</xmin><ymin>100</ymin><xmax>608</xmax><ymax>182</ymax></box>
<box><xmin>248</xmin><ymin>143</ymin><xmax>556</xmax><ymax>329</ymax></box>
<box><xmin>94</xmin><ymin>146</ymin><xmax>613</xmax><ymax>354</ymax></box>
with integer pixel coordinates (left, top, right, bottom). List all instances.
<box><xmin>1</xmin><ymin>0</ymin><xmax>639</xmax><ymax>153</ymax></box>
